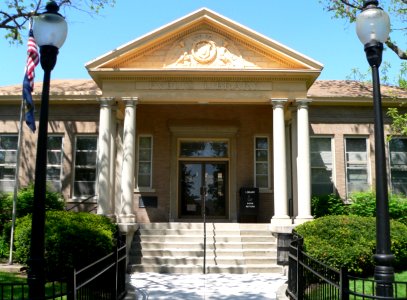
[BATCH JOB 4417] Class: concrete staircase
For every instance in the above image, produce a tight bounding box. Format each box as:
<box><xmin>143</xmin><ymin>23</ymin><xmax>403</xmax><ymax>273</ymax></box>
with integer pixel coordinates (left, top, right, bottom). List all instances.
<box><xmin>128</xmin><ymin>222</ymin><xmax>283</xmax><ymax>274</ymax></box>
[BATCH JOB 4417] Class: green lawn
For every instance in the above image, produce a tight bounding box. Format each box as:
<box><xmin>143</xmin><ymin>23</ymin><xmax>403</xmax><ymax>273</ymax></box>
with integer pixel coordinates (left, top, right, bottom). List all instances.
<box><xmin>305</xmin><ymin>271</ymin><xmax>407</xmax><ymax>299</ymax></box>
<box><xmin>349</xmin><ymin>271</ymin><xmax>407</xmax><ymax>299</ymax></box>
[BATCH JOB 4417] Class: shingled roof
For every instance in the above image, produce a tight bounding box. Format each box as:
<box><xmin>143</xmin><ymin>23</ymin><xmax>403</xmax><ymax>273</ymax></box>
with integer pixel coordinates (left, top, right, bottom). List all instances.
<box><xmin>0</xmin><ymin>79</ymin><xmax>406</xmax><ymax>99</ymax></box>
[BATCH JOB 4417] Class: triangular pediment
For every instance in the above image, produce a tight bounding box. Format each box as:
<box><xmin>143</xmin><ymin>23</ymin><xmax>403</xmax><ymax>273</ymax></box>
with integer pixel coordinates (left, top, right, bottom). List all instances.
<box><xmin>86</xmin><ymin>8</ymin><xmax>323</xmax><ymax>84</ymax></box>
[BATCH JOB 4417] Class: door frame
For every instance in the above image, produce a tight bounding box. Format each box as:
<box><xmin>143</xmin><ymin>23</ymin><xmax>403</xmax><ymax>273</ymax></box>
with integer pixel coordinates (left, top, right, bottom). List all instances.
<box><xmin>169</xmin><ymin>123</ymin><xmax>238</xmax><ymax>221</ymax></box>
<box><xmin>178</xmin><ymin>160</ymin><xmax>229</xmax><ymax>219</ymax></box>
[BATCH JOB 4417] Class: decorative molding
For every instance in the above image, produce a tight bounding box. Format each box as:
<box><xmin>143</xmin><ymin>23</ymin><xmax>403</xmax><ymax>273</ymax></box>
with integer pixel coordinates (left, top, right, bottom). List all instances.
<box><xmin>164</xmin><ymin>31</ymin><xmax>253</xmax><ymax>68</ymax></box>
<box><xmin>271</xmin><ymin>98</ymin><xmax>288</xmax><ymax>108</ymax></box>
<box><xmin>97</xmin><ymin>97</ymin><xmax>115</xmax><ymax>107</ymax></box>
<box><xmin>108</xmin><ymin>21</ymin><xmax>299</xmax><ymax>70</ymax></box>
<box><xmin>121</xmin><ymin>97</ymin><xmax>139</xmax><ymax>106</ymax></box>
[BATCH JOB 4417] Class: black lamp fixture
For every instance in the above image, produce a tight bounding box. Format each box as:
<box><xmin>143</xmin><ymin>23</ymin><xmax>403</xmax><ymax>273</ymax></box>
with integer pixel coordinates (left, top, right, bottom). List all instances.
<box><xmin>28</xmin><ymin>2</ymin><xmax>67</xmax><ymax>299</ymax></box>
<box><xmin>356</xmin><ymin>0</ymin><xmax>394</xmax><ymax>297</ymax></box>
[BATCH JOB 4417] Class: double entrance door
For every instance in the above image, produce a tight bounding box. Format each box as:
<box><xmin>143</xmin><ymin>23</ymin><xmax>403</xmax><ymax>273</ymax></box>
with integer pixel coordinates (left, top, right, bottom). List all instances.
<box><xmin>179</xmin><ymin>161</ymin><xmax>227</xmax><ymax>218</ymax></box>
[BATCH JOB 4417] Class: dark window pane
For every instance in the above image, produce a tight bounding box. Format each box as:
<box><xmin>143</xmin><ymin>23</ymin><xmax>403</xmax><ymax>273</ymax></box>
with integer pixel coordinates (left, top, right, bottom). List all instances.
<box><xmin>75</xmin><ymin>152</ymin><xmax>97</xmax><ymax>166</ymax></box>
<box><xmin>75</xmin><ymin>168</ymin><xmax>96</xmax><ymax>181</ymax></box>
<box><xmin>76</xmin><ymin>137</ymin><xmax>97</xmax><ymax>151</ymax></box>
<box><xmin>180</xmin><ymin>141</ymin><xmax>228</xmax><ymax>158</ymax></box>
<box><xmin>47</xmin><ymin>151</ymin><xmax>62</xmax><ymax>165</ymax></box>
<box><xmin>256</xmin><ymin>138</ymin><xmax>268</xmax><ymax>150</ymax></box>
<box><xmin>0</xmin><ymin>136</ymin><xmax>18</xmax><ymax>149</ymax></box>
<box><xmin>47</xmin><ymin>136</ymin><xmax>62</xmax><ymax>150</ymax></box>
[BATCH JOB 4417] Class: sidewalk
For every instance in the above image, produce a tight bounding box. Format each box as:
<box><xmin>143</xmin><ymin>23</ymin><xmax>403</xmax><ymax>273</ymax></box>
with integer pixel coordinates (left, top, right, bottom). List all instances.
<box><xmin>126</xmin><ymin>272</ymin><xmax>288</xmax><ymax>300</ymax></box>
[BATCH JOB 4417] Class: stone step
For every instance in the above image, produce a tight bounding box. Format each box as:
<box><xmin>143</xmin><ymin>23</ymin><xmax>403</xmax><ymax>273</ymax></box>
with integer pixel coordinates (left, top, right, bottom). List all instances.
<box><xmin>129</xmin><ymin>248</ymin><xmax>276</xmax><ymax>257</ymax></box>
<box><xmin>128</xmin><ymin>264</ymin><xmax>283</xmax><ymax>274</ymax></box>
<box><xmin>138</xmin><ymin>222</ymin><xmax>269</xmax><ymax>230</ymax></box>
<box><xmin>134</xmin><ymin>235</ymin><xmax>244</xmax><ymax>243</ymax></box>
<box><xmin>129</xmin><ymin>222</ymin><xmax>282</xmax><ymax>275</ymax></box>
<box><xmin>133</xmin><ymin>241</ymin><xmax>275</xmax><ymax>250</ymax></box>
<box><xmin>131</xmin><ymin>256</ymin><xmax>277</xmax><ymax>265</ymax></box>
<box><xmin>139</xmin><ymin>222</ymin><xmax>241</xmax><ymax>230</ymax></box>
<box><xmin>137</xmin><ymin>228</ymin><xmax>273</xmax><ymax>236</ymax></box>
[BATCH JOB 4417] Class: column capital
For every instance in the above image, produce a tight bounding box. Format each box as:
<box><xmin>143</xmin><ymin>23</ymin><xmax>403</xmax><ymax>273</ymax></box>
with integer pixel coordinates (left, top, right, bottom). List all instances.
<box><xmin>296</xmin><ymin>98</ymin><xmax>312</xmax><ymax>108</ymax></box>
<box><xmin>121</xmin><ymin>97</ymin><xmax>139</xmax><ymax>107</ymax></box>
<box><xmin>270</xmin><ymin>98</ymin><xmax>288</xmax><ymax>108</ymax></box>
<box><xmin>97</xmin><ymin>97</ymin><xmax>115</xmax><ymax>107</ymax></box>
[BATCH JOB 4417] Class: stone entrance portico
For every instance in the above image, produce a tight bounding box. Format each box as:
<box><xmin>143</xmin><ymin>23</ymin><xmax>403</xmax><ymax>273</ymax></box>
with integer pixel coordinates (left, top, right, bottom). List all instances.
<box><xmin>87</xmin><ymin>8</ymin><xmax>323</xmax><ymax>226</ymax></box>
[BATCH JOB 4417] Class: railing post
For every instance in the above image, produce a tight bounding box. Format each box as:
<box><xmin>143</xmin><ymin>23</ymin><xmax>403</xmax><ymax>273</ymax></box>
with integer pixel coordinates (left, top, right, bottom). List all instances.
<box><xmin>340</xmin><ymin>267</ymin><xmax>349</xmax><ymax>300</ymax></box>
<box><xmin>297</xmin><ymin>237</ymin><xmax>304</xmax><ymax>300</ymax></box>
<box><xmin>115</xmin><ymin>242</ymin><xmax>119</xmax><ymax>300</ymax></box>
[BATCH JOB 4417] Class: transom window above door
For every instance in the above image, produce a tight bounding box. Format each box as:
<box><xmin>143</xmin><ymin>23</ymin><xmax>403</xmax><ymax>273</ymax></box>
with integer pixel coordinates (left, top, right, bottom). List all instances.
<box><xmin>179</xmin><ymin>140</ymin><xmax>229</xmax><ymax>158</ymax></box>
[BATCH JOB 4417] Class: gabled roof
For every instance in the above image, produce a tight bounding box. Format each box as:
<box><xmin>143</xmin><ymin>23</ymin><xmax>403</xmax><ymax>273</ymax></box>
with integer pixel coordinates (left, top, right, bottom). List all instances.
<box><xmin>85</xmin><ymin>8</ymin><xmax>323</xmax><ymax>87</ymax></box>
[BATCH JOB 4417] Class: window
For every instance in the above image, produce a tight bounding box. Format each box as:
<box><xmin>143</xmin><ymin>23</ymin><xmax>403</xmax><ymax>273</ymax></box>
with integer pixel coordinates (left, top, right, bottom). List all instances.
<box><xmin>310</xmin><ymin>137</ymin><xmax>334</xmax><ymax>196</ymax></box>
<box><xmin>389</xmin><ymin>138</ymin><xmax>407</xmax><ymax>195</ymax></box>
<box><xmin>254</xmin><ymin>136</ymin><xmax>269</xmax><ymax>189</ymax></box>
<box><xmin>73</xmin><ymin>136</ymin><xmax>97</xmax><ymax>198</ymax></box>
<box><xmin>47</xmin><ymin>136</ymin><xmax>63</xmax><ymax>192</ymax></box>
<box><xmin>0</xmin><ymin>135</ymin><xmax>18</xmax><ymax>192</ymax></box>
<box><xmin>180</xmin><ymin>140</ymin><xmax>228</xmax><ymax>158</ymax></box>
<box><xmin>137</xmin><ymin>136</ymin><xmax>153</xmax><ymax>188</ymax></box>
<box><xmin>345</xmin><ymin>137</ymin><xmax>369</xmax><ymax>195</ymax></box>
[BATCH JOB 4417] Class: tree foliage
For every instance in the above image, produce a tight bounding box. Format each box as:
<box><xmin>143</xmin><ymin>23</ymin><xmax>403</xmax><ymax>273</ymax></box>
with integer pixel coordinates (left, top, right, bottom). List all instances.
<box><xmin>320</xmin><ymin>1</ymin><xmax>407</xmax><ymax>136</ymax></box>
<box><xmin>319</xmin><ymin>0</ymin><xmax>407</xmax><ymax>60</ymax></box>
<box><xmin>0</xmin><ymin>0</ymin><xmax>115</xmax><ymax>43</ymax></box>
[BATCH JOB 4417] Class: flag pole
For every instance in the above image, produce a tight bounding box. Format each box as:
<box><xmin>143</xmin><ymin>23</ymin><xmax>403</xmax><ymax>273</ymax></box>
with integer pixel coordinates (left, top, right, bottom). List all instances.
<box><xmin>8</xmin><ymin>97</ymin><xmax>24</xmax><ymax>264</ymax></box>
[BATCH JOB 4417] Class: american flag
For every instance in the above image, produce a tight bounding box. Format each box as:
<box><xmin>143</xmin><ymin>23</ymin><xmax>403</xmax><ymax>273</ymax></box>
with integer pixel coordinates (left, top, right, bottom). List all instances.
<box><xmin>22</xmin><ymin>29</ymin><xmax>39</xmax><ymax>132</ymax></box>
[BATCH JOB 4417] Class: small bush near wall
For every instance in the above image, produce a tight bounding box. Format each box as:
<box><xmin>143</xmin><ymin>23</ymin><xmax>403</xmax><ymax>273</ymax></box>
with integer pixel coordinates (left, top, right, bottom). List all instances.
<box><xmin>349</xmin><ymin>191</ymin><xmax>407</xmax><ymax>225</ymax></box>
<box><xmin>311</xmin><ymin>194</ymin><xmax>348</xmax><ymax>218</ymax></box>
<box><xmin>0</xmin><ymin>184</ymin><xmax>65</xmax><ymax>220</ymax></box>
<box><xmin>14</xmin><ymin>211</ymin><xmax>117</xmax><ymax>279</ymax></box>
<box><xmin>295</xmin><ymin>215</ymin><xmax>407</xmax><ymax>276</ymax></box>
<box><xmin>311</xmin><ymin>192</ymin><xmax>407</xmax><ymax>225</ymax></box>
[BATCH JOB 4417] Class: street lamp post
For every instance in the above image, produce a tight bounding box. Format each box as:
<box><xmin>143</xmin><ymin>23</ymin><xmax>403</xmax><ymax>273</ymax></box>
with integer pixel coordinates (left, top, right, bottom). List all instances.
<box><xmin>28</xmin><ymin>2</ymin><xmax>67</xmax><ymax>299</ymax></box>
<box><xmin>356</xmin><ymin>0</ymin><xmax>394</xmax><ymax>297</ymax></box>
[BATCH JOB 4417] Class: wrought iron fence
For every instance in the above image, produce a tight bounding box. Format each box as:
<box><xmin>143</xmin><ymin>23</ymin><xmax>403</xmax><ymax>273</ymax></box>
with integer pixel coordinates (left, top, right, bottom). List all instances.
<box><xmin>71</xmin><ymin>239</ymin><xmax>127</xmax><ymax>300</ymax></box>
<box><xmin>287</xmin><ymin>234</ymin><xmax>407</xmax><ymax>300</ymax></box>
<box><xmin>1</xmin><ymin>238</ymin><xmax>127</xmax><ymax>300</ymax></box>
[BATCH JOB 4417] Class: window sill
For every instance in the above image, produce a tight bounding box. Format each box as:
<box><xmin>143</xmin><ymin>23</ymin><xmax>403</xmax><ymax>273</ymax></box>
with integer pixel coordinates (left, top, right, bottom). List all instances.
<box><xmin>135</xmin><ymin>187</ymin><xmax>156</xmax><ymax>193</ymax></box>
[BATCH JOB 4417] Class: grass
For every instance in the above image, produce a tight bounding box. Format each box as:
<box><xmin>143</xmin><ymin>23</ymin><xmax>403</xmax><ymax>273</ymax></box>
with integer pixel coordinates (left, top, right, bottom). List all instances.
<box><xmin>305</xmin><ymin>271</ymin><xmax>407</xmax><ymax>299</ymax></box>
<box><xmin>0</xmin><ymin>271</ymin><xmax>68</xmax><ymax>299</ymax></box>
<box><xmin>349</xmin><ymin>271</ymin><xmax>407</xmax><ymax>299</ymax></box>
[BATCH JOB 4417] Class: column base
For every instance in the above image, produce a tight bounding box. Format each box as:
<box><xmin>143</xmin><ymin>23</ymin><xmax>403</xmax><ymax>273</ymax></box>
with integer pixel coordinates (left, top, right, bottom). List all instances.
<box><xmin>294</xmin><ymin>215</ymin><xmax>313</xmax><ymax>225</ymax></box>
<box><xmin>270</xmin><ymin>216</ymin><xmax>292</xmax><ymax>226</ymax></box>
<box><xmin>118</xmin><ymin>214</ymin><xmax>137</xmax><ymax>224</ymax></box>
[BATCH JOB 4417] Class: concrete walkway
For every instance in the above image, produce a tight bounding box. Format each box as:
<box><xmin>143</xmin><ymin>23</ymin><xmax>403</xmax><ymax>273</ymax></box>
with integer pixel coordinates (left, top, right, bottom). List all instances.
<box><xmin>125</xmin><ymin>273</ymin><xmax>288</xmax><ymax>300</ymax></box>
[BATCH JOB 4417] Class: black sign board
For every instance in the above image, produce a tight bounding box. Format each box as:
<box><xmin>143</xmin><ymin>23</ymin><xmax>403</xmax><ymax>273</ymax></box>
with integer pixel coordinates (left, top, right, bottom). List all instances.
<box><xmin>239</xmin><ymin>187</ymin><xmax>259</xmax><ymax>216</ymax></box>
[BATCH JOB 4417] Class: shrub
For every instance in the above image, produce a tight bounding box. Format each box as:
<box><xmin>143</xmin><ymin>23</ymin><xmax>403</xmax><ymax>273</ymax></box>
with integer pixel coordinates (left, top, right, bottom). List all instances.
<box><xmin>311</xmin><ymin>194</ymin><xmax>348</xmax><ymax>218</ymax></box>
<box><xmin>349</xmin><ymin>191</ymin><xmax>407</xmax><ymax>225</ymax></box>
<box><xmin>0</xmin><ymin>184</ymin><xmax>65</xmax><ymax>259</ymax></box>
<box><xmin>0</xmin><ymin>184</ymin><xmax>64</xmax><ymax>222</ymax></box>
<box><xmin>14</xmin><ymin>211</ymin><xmax>117</xmax><ymax>279</ymax></box>
<box><xmin>295</xmin><ymin>215</ymin><xmax>407</xmax><ymax>276</ymax></box>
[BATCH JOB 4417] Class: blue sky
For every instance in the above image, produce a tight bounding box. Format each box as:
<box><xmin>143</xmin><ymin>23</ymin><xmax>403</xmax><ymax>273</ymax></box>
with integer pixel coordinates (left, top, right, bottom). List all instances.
<box><xmin>0</xmin><ymin>0</ymin><xmax>404</xmax><ymax>87</ymax></box>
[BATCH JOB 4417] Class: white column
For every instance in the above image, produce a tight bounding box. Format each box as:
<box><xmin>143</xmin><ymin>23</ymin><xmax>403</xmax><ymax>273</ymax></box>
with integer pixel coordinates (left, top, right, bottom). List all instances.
<box><xmin>295</xmin><ymin>99</ymin><xmax>313</xmax><ymax>224</ymax></box>
<box><xmin>97</xmin><ymin>97</ymin><xmax>115</xmax><ymax>216</ymax></box>
<box><xmin>109</xmin><ymin>105</ymin><xmax>117</xmax><ymax>218</ymax></box>
<box><xmin>271</xmin><ymin>99</ymin><xmax>291</xmax><ymax>226</ymax></box>
<box><xmin>119</xmin><ymin>97</ymin><xmax>138</xmax><ymax>223</ymax></box>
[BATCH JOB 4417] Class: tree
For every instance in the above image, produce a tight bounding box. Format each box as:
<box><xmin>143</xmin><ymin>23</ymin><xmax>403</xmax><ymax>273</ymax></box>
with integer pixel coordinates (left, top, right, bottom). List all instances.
<box><xmin>320</xmin><ymin>0</ymin><xmax>407</xmax><ymax>136</ymax></box>
<box><xmin>319</xmin><ymin>0</ymin><xmax>406</xmax><ymax>60</ymax></box>
<box><xmin>0</xmin><ymin>0</ymin><xmax>115</xmax><ymax>44</ymax></box>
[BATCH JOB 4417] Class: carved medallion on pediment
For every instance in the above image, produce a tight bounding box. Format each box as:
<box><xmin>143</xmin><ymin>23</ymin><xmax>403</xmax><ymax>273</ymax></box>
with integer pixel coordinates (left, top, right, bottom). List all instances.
<box><xmin>165</xmin><ymin>31</ymin><xmax>256</xmax><ymax>68</ymax></box>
